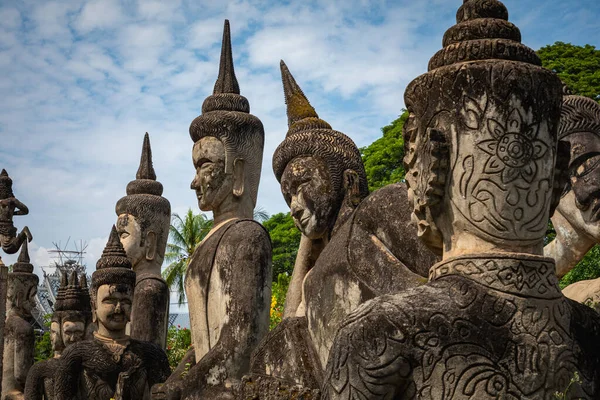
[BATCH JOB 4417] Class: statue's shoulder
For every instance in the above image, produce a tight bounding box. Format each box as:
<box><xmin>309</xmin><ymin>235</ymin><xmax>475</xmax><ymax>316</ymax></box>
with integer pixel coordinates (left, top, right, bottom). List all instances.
<box><xmin>221</xmin><ymin>219</ymin><xmax>271</xmax><ymax>248</ymax></box>
<box><xmin>5</xmin><ymin>315</ymin><xmax>34</xmax><ymax>336</ymax></box>
<box><xmin>59</xmin><ymin>339</ymin><xmax>102</xmax><ymax>364</ymax></box>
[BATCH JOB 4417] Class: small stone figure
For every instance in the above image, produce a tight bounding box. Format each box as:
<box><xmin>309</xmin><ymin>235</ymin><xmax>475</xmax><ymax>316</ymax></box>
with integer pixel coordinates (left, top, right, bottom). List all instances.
<box><xmin>53</xmin><ymin>226</ymin><xmax>170</xmax><ymax>400</ymax></box>
<box><xmin>25</xmin><ymin>271</ymin><xmax>92</xmax><ymax>400</ymax></box>
<box><xmin>2</xmin><ymin>241</ymin><xmax>38</xmax><ymax>400</ymax></box>
<box><xmin>322</xmin><ymin>1</ymin><xmax>600</xmax><ymax>398</ymax></box>
<box><xmin>545</xmin><ymin>94</ymin><xmax>600</xmax><ymax>309</ymax></box>
<box><xmin>115</xmin><ymin>133</ymin><xmax>171</xmax><ymax>348</ymax></box>
<box><xmin>272</xmin><ymin>60</ymin><xmax>369</xmax><ymax>319</ymax></box>
<box><xmin>0</xmin><ymin>170</ymin><xmax>32</xmax><ymax>255</ymax></box>
<box><xmin>152</xmin><ymin>20</ymin><xmax>272</xmax><ymax>400</ymax></box>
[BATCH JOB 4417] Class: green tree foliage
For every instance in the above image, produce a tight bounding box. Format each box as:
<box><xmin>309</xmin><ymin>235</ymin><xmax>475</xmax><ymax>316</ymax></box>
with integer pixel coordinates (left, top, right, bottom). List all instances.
<box><xmin>360</xmin><ymin>110</ymin><xmax>409</xmax><ymax>192</ymax></box>
<box><xmin>166</xmin><ymin>325</ymin><xmax>192</xmax><ymax>370</ymax></box>
<box><xmin>537</xmin><ymin>42</ymin><xmax>600</xmax><ymax>101</ymax></box>
<box><xmin>163</xmin><ymin>209</ymin><xmax>213</xmax><ymax>305</ymax></box>
<box><xmin>34</xmin><ymin>314</ymin><xmax>53</xmax><ymax>362</ymax></box>
<box><xmin>560</xmin><ymin>246</ymin><xmax>600</xmax><ymax>289</ymax></box>
<box><xmin>263</xmin><ymin>213</ymin><xmax>301</xmax><ymax>279</ymax></box>
<box><xmin>269</xmin><ymin>273</ymin><xmax>291</xmax><ymax>330</ymax></box>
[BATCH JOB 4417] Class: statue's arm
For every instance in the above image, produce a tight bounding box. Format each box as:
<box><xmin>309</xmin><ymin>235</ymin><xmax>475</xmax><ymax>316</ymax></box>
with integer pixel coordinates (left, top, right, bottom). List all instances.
<box><xmin>181</xmin><ymin>221</ymin><xmax>272</xmax><ymax>396</ymax></box>
<box><xmin>24</xmin><ymin>362</ymin><xmax>45</xmax><ymax>400</ymax></box>
<box><xmin>53</xmin><ymin>345</ymin><xmax>82</xmax><ymax>400</ymax></box>
<box><xmin>321</xmin><ymin>300</ymin><xmax>413</xmax><ymax>400</ymax></box>
<box><xmin>15</xmin><ymin>327</ymin><xmax>35</xmax><ymax>388</ymax></box>
<box><xmin>13</xmin><ymin>199</ymin><xmax>29</xmax><ymax>216</ymax></box>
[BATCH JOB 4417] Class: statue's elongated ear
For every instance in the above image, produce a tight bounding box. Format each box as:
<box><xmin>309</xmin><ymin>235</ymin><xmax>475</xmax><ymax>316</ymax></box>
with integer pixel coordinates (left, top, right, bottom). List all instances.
<box><xmin>145</xmin><ymin>231</ymin><xmax>157</xmax><ymax>261</ymax></box>
<box><xmin>233</xmin><ymin>158</ymin><xmax>245</xmax><ymax>197</ymax></box>
<box><xmin>343</xmin><ymin>169</ymin><xmax>361</xmax><ymax>207</ymax></box>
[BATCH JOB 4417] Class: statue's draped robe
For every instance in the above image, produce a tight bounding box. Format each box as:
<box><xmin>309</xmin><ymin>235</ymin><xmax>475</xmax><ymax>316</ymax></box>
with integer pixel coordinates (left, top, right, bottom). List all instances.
<box><xmin>179</xmin><ymin>218</ymin><xmax>271</xmax><ymax>397</ymax></box>
<box><xmin>2</xmin><ymin>314</ymin><xmax>35</xmax><ymax>399</ymax></box>
<box><xmin>53</xmin><ymin>338</ymin><xmax>170</xmax><ymax>400</ymax></box>
<box><xmin>130</xmin><ymin>273</ymin><xmax>170</xmax><ymax>348</ymax></box>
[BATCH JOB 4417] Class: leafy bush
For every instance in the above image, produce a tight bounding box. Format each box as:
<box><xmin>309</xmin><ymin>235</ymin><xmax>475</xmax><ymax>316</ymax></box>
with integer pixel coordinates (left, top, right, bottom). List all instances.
<box><xmin>166</xmin><ymin>325</ymin><xmax>192</xmax><ymax>370</ymax></box>
<box><xmin>270</xmin><ymin>273</ymin><xmax>291</xmax><ymax>330</ymax></box>
<box><xmin>34</xmin><ymin>314</ymin><xmax>53</xmax><ymax>362</ymax></box>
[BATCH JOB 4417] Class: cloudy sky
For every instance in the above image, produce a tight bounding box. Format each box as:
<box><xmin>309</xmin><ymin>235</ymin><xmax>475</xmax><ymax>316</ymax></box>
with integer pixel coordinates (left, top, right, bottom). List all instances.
<box><xmin>0</xmin><ymin>0</ymin><xmax>598</xmax><ymax>301</ymax></box>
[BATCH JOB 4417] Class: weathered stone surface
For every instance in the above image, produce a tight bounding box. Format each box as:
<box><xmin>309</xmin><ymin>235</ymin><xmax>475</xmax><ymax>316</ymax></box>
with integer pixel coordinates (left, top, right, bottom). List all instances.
<box><xmin>53</xmin><ymin>226</ymin><xmax>170</xmax><ymax>400</ymax></box>
<box><xmin>151</xmin><ymin>20</ymin><xmax>272</xmax><ymax>400</ymax></box>
<box><xmin>305</xmin><ymin>183</ymin><xmax>438</xmax><ymax>368</ymax></box>
<box><xmin>25</xmin><ymin>271</ymin><xmax>91</xmax><ymax>400</ymax></box>
<box><xmin>250</xmin><ymin>317</ymin><xmax>323</xmax><ymax>390</ymax></box>
<box><xmin>235</xmin><ymin>375</ymin><xmax>320</xmax><ymax>399</ymax></box>
<box><xmin>545</xmin><ymin>94</ymin><xmax>600</xmax><ymax>288</ymax></box>
<box><xmin>322</xmin><ymin>1</ymin><xmax>600</xmax><ymax>398</ymax></box>
<box><xmin>116</xmin><ymin>133</ymin><xmax>171</xmax><ymax>349</ymax></box>
<box><xmin>0</xmin><ymin>257</ymin><xmax>8</xmax><ymax>396</ymax></box>
<box><xmin>274</xmin><ymin>60</ymin><xmax>368</xmax><ymax>318</ymax></box>
<box><xmin>2</xmin><ymin>241</ymin><xmax>38</xmax><ymax>400</ymax></box>
<box><xmin>0</xmin><ymin>169</ymin><xmax>32</xmax><ymax>255</ymax></box>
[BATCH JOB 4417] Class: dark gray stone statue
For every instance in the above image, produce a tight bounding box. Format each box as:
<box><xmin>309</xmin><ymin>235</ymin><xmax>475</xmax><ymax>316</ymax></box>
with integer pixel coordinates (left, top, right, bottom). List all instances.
<box><xmin>116</xmin><ymin>133</ymin><xmax>171</xmax><ymax>349</ymax></box>
<box><xmin>25</xmin><ymin>272</ymin><xmax>91</xmax><ymax>400</ymax></box>
<box><xmin>322</xmin><ymin>1</ymin><xmax>600</xmax><ymax>398</ymax></box>
<box><xmin>53</xmin><ymin>226</ymin><xmax>170</xmax><ymax>400</ymax></box>
<box><xmin>0</xmin><ymin>170</ymin><xmax>32</xmax><ymax>255</ymax></box>
<box><xmin>2</xmin><ymin>242</ymin><xmax>38</xmax><ymax>400</ymax></box>
<box><xmin>152</xmin><ymin>20</ymin><xmax>272</xmax><ymax>400</ymax></box>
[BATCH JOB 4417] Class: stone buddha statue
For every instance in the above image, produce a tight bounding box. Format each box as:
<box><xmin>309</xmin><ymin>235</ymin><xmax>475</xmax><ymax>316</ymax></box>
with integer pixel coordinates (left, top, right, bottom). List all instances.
<box><xmin>544</xmin><ymin>94</ymin><xmax>600</xmax><ymax>309</ymax></box>
<box><xmin>115</xmin><ymin>133</ymin><xmax>171</xmax><ymax>348</ymax></box>
<box><xmin>322</xmin><ymin>1</ymin><xmax>600</xmax><ymax>399</ymax></box>
<box><xmin>53</xmin><ymin>226</ymin><xmax>170</xmax><ymax>400</ymax></box>
<box><xmin>0</xmin><ymin>169</ymin><xmax>32</xmax><ymax>255</ymax></box>
<box><xmin>25</xmin><ymin>272</ymin><xmax>91</xmax><ymax>400</ymax></box>
<box><xmin>273</xmin><ymin>60</ymin><xmax>369</xmax><ymax>319</ymax></box>
<box><xmin>152</xmin><ymin>20</ymin><xmax>272</xmax><ymax>400</ymax></box>
<box><xmin>2</xmin><ymin>242</ymin><xmax>38</xmax><ymax>400</ymax></box>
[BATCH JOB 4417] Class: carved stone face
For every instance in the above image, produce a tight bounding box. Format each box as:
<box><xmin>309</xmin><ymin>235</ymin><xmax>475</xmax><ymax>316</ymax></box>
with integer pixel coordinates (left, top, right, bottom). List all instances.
<box><xmin>8</xmin><ymin>279</ymin><xmax>37</xmax><ymax>318</ymax></box>
<box><xmin>116</xmin><ymin>213</ymin><xmax>145</xmax><ymax>266</ymax></box>
<box><xmin>61</xmin><ymin>319</ymin><xmax>86</xmax><ymax>347</ymax></box>
<box><xmin>281</xmin><ymin>156</ymin><xmax>336</xmax><ymax>239</ymax></box>
<box><xmin>50</xmin><ymin>321</ymin><xmax>63</xmax><ymax>353</ymax></box>
<box><xmin>191</xmin><ymin>137</ymin><xmax>234</xmax><ymax>212</ymax></box>
<box><xmin>95</xmin><ymin>284</ymin><xmax>132</xmax><ymax>334</ymax></box>
<box><xmin>557</xmin><ymin>131</ymin><xmax>600</xmax><ymax>240</ymax></box>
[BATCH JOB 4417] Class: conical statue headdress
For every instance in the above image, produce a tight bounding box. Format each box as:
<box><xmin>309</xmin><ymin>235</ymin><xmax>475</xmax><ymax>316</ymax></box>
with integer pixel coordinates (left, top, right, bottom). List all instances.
<box><xmin>10</xmin><ymin>241</ymin><xmax>39</xmax><ymax>285</ymax></box>
<box><xmin>188</xmin><ymin>20</ymin><xmax>265</xmax><ymax>205</ymax></box>
<box><xmin>115</xmin><ymin>133</ymin><xmax>171</xmax><ymax>240</ymax></box>
<box><xmin>272</xmin><ymin>60</ymin><xmax>368</xmax><ymax>201</ymax></box>
<box><xmin>91</xmin><ymin>226</ymin><xmax>136</xmax><ymax>294</ymax></box>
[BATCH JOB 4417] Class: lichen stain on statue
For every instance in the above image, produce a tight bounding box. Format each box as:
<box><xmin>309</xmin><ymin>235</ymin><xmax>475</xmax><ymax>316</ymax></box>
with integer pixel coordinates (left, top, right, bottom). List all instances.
<box><xmin>545</xmin><ymin>93</ymin><xmax>600</xmax><ymax>310</ymax></box>
<box><xmin>151</xmin><ymin>19</ymin><xmax>272</xmax><ymax>400</ymax></box>
<box><xmin>24</xmin><ymin>271</ymin><xmax>91</xmax><ymax>400</ymax></box>
<box><xmin>322</xmin><ymin>1</ymin><xmax>600</xmax><ymax>399</ymax></box>
<box><xmin>53</xmin><ymin>226</ymin><xmax>170</xmax><ymax>400</ymax></box>
<box><xmin>115</xmin><ymin>132</ymin><xmax>171</xmax><ymax>349</ymax></box>
<box><xmin>2</xmin><ymin>241</ymin><xmax>38</xmax><ymax>400</ymax></box>
<box><xmin>0</xmin><ymin>169</ymin><xmax>33</xmax><ymax>255</ymax></box>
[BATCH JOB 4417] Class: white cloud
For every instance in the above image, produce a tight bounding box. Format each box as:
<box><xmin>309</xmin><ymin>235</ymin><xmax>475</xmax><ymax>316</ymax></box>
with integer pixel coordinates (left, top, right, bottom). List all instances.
<box><xmin>74</xmin><ymin>0</ymin><xmax>125</xmax><ymax>33</ymax></box>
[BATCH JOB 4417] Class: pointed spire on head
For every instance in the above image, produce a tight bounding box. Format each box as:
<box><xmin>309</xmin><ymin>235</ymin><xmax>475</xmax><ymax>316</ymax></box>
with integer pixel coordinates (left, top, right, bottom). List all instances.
<box><xmin>279</xmin><ymin>60</ymin><xmax>331</xmax><ymax>136</ymax></box>
<box><xmin>199</xmin><ymin>20</ymin><xmax>250</xmax><ymax>115</ymax></box>
<box><xmin>96</xmin><ymin>226</ymin><xmax>132</xmax><ymax>271</ymax></box>
<box><xmin>54</xmin><ymin>271</ymin><xmax>68</xmax><ymax>312</ymax></box>
<box><xmin>123</xmin><ymin>133</ymin><xmax>164</xmax><ymax>196</ymax></box>
<box><xmin>13</xmin><ymin>241</ymin><xmax>33</xmax><ymax>273</ymax></box>
<box><xmin>68</xmin><ymin>270</ymin><xmax>79</xmax><ymax>288</ymax></box>
<box><xmin>213</xmin><ymin>20</ymin><xmax>240</xmax><ymax>95</ymax></box>
<box><xmin>0</xmin><ymin>256</ymin><xmax>4</xmax><ymax>268</ymax></box>
<box><xmin>60</xmin><ymin>271</ymin><xmax>68</xmax><ymax>288</ymax></box>
<box><xmin>136</xmin><ymin>133</ymin><xmax>157</xmax><ymax>181</ymax></box>
<box><xmin>1</xmin><ymin>169</ymin><xmax>7</xmax><ymax>177</ymax></box>
<box><xmin>80</xmin><ymin>274</ymin><xmax>88</xmax><ymax>289</ymax></box>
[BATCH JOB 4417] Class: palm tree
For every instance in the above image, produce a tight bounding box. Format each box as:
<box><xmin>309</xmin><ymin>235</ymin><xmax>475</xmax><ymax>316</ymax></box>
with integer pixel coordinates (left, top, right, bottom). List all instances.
<box><xmin>163</xmin><ymin>209</ymin><xmax>213</xmax><ymax>305</ymax></box>
<box><xmin>254</xmin><ymin>207</ymin><xmax>270</xmax><ymax>222</ymax></box>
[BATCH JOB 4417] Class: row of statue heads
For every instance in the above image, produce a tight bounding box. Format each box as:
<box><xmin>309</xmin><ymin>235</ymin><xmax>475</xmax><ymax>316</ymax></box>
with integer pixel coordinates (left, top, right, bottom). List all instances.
<box><xmin>0</xmin><ymin>0</ymin><xmax>599</xmax><ymax>398</ymax></box>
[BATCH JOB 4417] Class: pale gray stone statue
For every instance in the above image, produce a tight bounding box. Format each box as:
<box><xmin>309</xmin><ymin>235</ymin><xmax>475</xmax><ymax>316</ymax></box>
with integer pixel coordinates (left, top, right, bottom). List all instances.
<box><xmin>115</xmin><ymin>133</ymin><xmax>171</xmax><ymax>349</ymax></box>
<box><xmin>545</xmin><ymin>94</ymin><xmax>600</xmax><ymax>310</ymax></box>
<box><xmin>2</xmin><ymin>242</ymin><xmax>38</xmax><ymax>400</ymax></box>
<box><xmin>151</xmin><ymin>20</ymin><xmax>272</xmax><ymax>400</ymax></box>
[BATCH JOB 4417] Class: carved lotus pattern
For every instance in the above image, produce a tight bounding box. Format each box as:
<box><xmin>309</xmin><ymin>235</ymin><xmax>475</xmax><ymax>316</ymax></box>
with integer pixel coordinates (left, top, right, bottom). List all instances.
<box><xmin>477</xmin><ymin>109</ymin><xmax>548</xmax><ymax>184</ymax></box>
